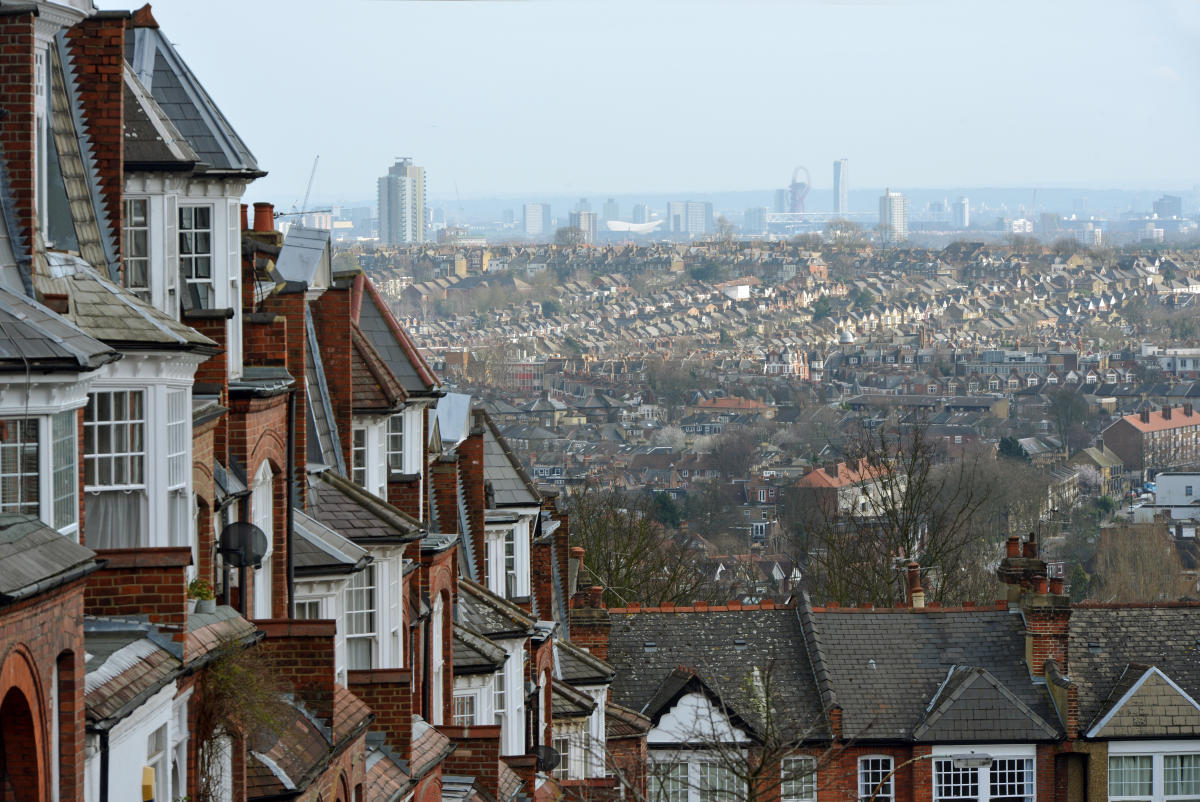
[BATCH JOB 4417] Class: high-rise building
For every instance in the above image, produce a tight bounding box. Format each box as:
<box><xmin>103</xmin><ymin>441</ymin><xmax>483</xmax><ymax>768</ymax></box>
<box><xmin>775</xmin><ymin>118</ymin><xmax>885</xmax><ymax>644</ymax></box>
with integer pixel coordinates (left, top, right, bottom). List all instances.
<box><xmin>523</xmin><ymin>202</ymin><xmax>552</xmax><ymax>238</ymax></box>
<box><xmin>833</xmin><ymin>159</ymin><xmax>849</xmax><ymax>215</ymax></box>
<box><xmin>632</xmin><ymin>204</ymin><xmax>649</xmax><ymax>224</ymax></box>
<box><xmin>744</xmin><ymin>207</ymin><xmax>768</xmax><ymax>234</ymax></box>
<box><xmin>667</xmin><ymin>201</ymin><xmax>713</xmax><ymax>236</ymax></box>
<box><xmin>377</xmin><ymin>158</ymin><xmax>426</xmax><ymax>245</ymax></box>
<box><xmin>878</xmin><ymin>189</ymin><xmax>908</xmax><ymax>242</ymax></box>
<box><xmin>603</xmin><ymin>198</ymin><xmax>620</xmax><ymax>222</ymax></box>
<box><xmin>953</xmin><ymin>196</ymin><xmax>970</xmax><ymax>229</ymax></box>
<box><xmin>773</xmin><ymin>189</ymin><xmax>788</xmax><ymax>213</ymax></box>
<box><xmin>574</xmin><ymin>197</ymin><xmax>591</xmax><ymax>213</ymax></box>
<box><xmin>1155</xmin><ymin>194</ymin><xmax>1183</xmax><ymax>219</ymax></box>
<box><xmin>569</xmin><ymin>210</ymin><xmax>598</xmax><ymax>244</ymax></box>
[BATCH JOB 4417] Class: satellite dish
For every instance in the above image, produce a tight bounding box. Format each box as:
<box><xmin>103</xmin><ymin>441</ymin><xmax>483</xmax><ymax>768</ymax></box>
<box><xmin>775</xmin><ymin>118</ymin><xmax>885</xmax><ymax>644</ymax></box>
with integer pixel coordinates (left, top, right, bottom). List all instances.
<box><xmin>533</xmin><ymin>745</ymin><xmax>561</xmax><ymax>772</ymax></box>
<box><xmin>218</xmin><ymin>521</ymin><xmax>269</xmax><ymax>568</ymax></box>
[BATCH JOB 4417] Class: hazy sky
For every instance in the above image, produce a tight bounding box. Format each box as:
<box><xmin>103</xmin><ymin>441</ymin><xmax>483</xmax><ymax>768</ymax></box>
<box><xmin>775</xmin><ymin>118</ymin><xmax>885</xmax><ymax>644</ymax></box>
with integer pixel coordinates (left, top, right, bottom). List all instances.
<box><xmin>140</xmin><ymin>0</ymin><xmax>1199</xmax><ymax>206</ymax></box>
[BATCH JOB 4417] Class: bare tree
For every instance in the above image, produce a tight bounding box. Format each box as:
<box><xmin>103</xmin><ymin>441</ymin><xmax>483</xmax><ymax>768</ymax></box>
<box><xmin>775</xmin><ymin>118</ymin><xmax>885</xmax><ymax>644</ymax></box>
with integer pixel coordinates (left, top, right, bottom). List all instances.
<box><xmin>1089</xmin><ymin>524</ymin><xmax>1191</xmax><ymax>602</ymax></box>
<box><xmin>794</xmin><ymin>417</ymin><xmax>992</xmax><ymax>606</ymax></box>
<box><xmin>567</xmin><ymin>487</ymin><xmax>719</xmax><ymax>606</ymax></box>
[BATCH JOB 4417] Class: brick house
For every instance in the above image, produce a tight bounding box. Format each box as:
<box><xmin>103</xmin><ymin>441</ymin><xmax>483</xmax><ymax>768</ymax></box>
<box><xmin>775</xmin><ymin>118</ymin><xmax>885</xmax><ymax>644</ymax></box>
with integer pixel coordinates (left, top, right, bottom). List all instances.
<box><xmin>1103</xmin><ymin>404</ymin><xmax>1200</xmax><ymax>477</ymax></box>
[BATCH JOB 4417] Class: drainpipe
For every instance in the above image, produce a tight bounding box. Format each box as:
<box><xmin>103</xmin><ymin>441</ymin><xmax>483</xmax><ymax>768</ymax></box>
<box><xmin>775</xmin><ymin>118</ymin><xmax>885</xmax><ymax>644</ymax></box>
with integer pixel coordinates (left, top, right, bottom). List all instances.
<box><xmin>99</xmin><ymin>729</ymin><xmax>110</xmax><ymax>802</ymax></box>
<box><xmin>286</xmin><ymin>387</ymin><xmax>296</xmax><ymax>619</ymax></box>
<box><xmin>238</xmin><ymin>494</ymin><xmax>250</xmax><ymax>617</ymax></box>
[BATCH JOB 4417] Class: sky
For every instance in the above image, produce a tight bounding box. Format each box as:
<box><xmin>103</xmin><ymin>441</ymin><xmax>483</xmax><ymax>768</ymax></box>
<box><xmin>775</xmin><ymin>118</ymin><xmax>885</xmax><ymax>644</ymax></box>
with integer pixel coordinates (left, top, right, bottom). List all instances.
<box><xmin>139</xmin><ymin>0</ymin><xmax>1200</xmax><ymax>208</ymax></box>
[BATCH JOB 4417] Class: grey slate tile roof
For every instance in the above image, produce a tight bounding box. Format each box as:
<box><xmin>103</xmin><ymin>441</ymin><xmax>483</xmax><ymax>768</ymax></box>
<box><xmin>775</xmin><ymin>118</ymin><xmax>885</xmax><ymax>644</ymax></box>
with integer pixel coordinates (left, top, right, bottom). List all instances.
<box><xmin>912</xmin><ymin>666</ymin><xmax>1058</xmax><ymax>742</ymax></box>
<box><xmin>606</xmin><ymin>608</ymin><xmax>825</xmax><ymax>741</ymax></box>
<box><xmin>36</xmin><ymin>255</ymin><xmax>215</xmax><ymax>349</ymax></box>
<box><xmin>477</xmin><ymin>409</ymin><xmax>539</xmax><ymax>507</ymax></box>
<box><xmin>0</xmin><ymin>287</ymin><xmax>117</xmax><ymax>371</ymax></box>
<box><xmin>293</xmin><ymin>509</ymin><xmax>371</xmax><ymax>576</ymax></box>
<box><xmin>452</xmin><ymin>623</ymin><xmax>506</xmax><ymax>675</ymax></box>
<box><xmin>126</xmin><ymin>26</ymin><xmax>262</xmax><ymax>175</ymax></box>
<box><xmin>357</xmin><ymin>283</ymin><xmax>439</xmax><ymax>395</ymax></box>
<box><xmin>556</xmin><ymin>637</ymin><xmax>615</xmax><ymax>686</ymax></box>
<box><xmin>305</xmin><ymin>306</ymin><xmax>345</xmax><ymax>472</ymax></box>
<box><xmin>810</xmin><ymin>608</ymin><xmax>1060</xmax><ymax>742</ymax></box>
<box><xmin>552</xmin><ymin>680</ymin><xmax>597</xmax><ymax>720</ymax></box>
<box><xmin>122</xmin><ymin>66</ymin><xmax>197</xmax><ymax>169</ymax></box>
<box><xmin>457</xmin><ymin>578</ymin><xmax>535</xmax><ymax>639</ymax></box>
<box><xmin>306</xmin><ymin>469</ymin><xmax>422</xmax><ymax>546</ymax></box>
<box><xmin>1068</xmin><ymin>605</ymin><xmax>1200</xmax><ymax>735</ymax></box>
<box><xmin>0</xmin><ymin>513</ymin><xmax>96</xmax><ymax>599</ymax></box>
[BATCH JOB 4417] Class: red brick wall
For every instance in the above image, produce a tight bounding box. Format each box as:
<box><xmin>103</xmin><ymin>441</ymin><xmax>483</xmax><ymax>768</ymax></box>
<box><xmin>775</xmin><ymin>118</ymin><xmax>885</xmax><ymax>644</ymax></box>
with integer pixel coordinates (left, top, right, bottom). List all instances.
<box><xmin>437</xmin><ymin>725</ymin><xmax>502</xmax><ymax>799</ymax></box>
<box><xmin>193</xmin><ymin>416</ymin><xmax>219</xmax><ymax>582</ymax></box>
<box><xmin>0</xmin><ymin>10</ymin><xmax>36</xmax><ymax>263</ymax></box>
<box><xmin>259</xmin><ymin>290</ymin><xmax>308</xmax><ymax>508</ymax></box>
<box><xmin>1026</xmin><ymin>602</ymin><xmax>1071</xmax><ymax>677</ymax></box>
<box><xmin>459</xmin><ymin>427</ymin><xmax>486</xmax><ymax>581</ymax></box>
<box><xmin>532</xmin><ymin>538</ymin><xmax>553</xmax><ymax>620</ymax></box>
<box><xmin>228</xmin><ymin>393</ymin><xmax>289</xmax><ymax>618</ymax></box>
<box><xmin>388</xmin><ymin>474</ymin><xmax>423</xmax><ymax>520</ymax></box>
<box><xmin>65</xmin><ymin>12</ymin><xmax>127</xmax><ymax>261</ymax></box>
<box><xmin>0</xmin><ymin>579</ymin><xmax>88</xmax><ymax>801</ymax></box>
<box><xmin>429</xmin><ymin>457</ymin><xmax>459</xmax><ymax>535</ymax></box>
<box><xmin>348</xmin><ymin>669</ymin><xmax>413</xmax><ymax>763</ymax></box>
<box><xmin>255</xmin><ymin>620</ymin><xmax>336</xmax><ymax>725</ymax></box>
<box><xmin>84</xmin><ymin>547</ymin><xmax>190</xmax><ymax>631</ymax></box>
<box><xmin>311</xmin><ymin>284</ymin><xmax>354</xmax><ymax>473</ymax></box>
<box><xmin>295</xmin><ymin>731</ymin><xmax>368</xmax><ymax>802</ymax></box>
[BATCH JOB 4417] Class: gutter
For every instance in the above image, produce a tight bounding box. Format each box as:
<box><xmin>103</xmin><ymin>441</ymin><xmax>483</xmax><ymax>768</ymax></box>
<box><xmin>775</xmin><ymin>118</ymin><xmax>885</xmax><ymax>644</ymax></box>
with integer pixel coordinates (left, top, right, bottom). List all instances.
<box><xmin>0</xmin><ymin>559</ymin><xmax>100</xmax><ymax>606</ymax></box>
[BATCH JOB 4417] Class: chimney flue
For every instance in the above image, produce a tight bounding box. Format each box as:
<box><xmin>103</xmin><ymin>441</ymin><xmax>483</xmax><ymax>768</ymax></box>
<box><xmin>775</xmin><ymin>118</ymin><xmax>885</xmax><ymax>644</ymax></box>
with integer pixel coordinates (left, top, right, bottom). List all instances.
<box><xmin>588</xmin><ymin>585</ymin><xmax>604</xmax><ymax>609</ymax></box>
<box><xmin>1164</xmin><ymin>405</ymin><xmax>1173</xmax><ymax>421</ymax></box>
<box><xmin>907</xmin><ymin>561</ymin><xmax>925</xmax><ymax>608</ymax></box>
<box><xmin>252</xmin><ymin>202</ymin><xmax>275</xmax><ymax>233</ymax></box>
<box><xmin>1141</xmin><ymin>409</ymin><xmax>1151</xmax><ymax>424</ymax></box>
<box><xmin>240</xmin><ymin>203</ymin><xmax>249</xmax><ymax>231</ymax></box>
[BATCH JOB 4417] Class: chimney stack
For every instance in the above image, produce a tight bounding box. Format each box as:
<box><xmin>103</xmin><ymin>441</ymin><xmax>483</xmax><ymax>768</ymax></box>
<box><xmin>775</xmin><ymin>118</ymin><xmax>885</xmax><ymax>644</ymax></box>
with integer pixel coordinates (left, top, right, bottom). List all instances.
<box><xmin>1141</xmin><ymin>409</ymin><xmax>1151</xmax><ymax>424</ymax></box>
<box><xmin>1164</xmin><ymin>405</ymin><xmax>1173</xmax><ymax>421</ymax></box>
<box><xmin>252</xmin><ymin>202</ymin><xmax>275</xmax><ymax>233</ymax></box>
<box><xmin>240</xmin><ymin>203</ymin><xmax>249</xmax><ymax>231</ymax></box>
<box><xmin>1186</xmin><ymin>403</ymin><xmax>1194</xmax><ymax>417</ymax></box>
<box><xmin>907</xmin><ymin>561</ymin><xmax>924</xmax><ymax>609</ymax></box>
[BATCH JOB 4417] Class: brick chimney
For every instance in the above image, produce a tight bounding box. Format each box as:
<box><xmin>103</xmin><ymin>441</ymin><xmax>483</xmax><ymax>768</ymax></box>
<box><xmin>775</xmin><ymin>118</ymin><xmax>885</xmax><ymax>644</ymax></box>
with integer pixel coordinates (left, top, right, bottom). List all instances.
<box><xmin>256</xmin><ymin>620</ymin><xmax>336</xmax><ymax>725</ymax></box>
<box><xmin>438</xmin><ymin>725</ymin><xmax>502</xmax><ymax>800</ymax></box>
<box><xmin>906</xmin><ymin>561</ymin><xmax>924</xmax><ymax>609</ymax></box>
<box><xmin>252</xmin><ymin>202</ymin><xmax>275</xmax><ymax>233</ymax></box>
<box><xmin>570</xmin><ymin>586</ymin><xmax>611</xmax><ymax>661</ymax></box>
<box><xmin>994</xmin><ymin>534</ymin><xmax>1070</xmax><ymax>678</ymax></box>
<box><xmin>1186</xmin><ymin>403</ymin><xmax>1195</xmax><ymax>418</ymax></box>
<box><xmin>1141</xmin><ymin>409</ymin><xmax>1151</xmax><ymax>424</ymax></box>
<box><xmin>83</xmin><ymin>548</ymin><xmax>191</xmax><ymax>631</ymax></box>
<box><xmin>1164</xmin><ymin>405</ymin><xmax>1173</xmax><ymax>421</ymax></box>
<box><xmin>348</xmin><ymin>669</ymin><xmax>413</xmax><ymax>764</ymax></box>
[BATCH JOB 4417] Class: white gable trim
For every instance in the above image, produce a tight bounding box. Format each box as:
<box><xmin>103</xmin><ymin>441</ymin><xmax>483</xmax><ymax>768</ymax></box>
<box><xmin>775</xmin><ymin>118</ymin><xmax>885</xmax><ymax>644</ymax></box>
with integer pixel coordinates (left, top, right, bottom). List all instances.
<box><xmin>1087</xmin><ymin>666</ymin><xmax>1200</xmax><ymax>738</ymax></box>
<box><xmin>648</xmin><ymin>691</ymin><xmax>751</xmax><ymax>745</ymax></box>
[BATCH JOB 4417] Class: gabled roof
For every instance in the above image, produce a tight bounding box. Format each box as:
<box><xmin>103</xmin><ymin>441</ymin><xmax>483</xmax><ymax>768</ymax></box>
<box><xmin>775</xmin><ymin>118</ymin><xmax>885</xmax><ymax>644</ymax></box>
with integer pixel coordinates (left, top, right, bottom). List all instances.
<box><xmin>126</xmin><ymin>18</ymin><xmax>263</xmax><ymax>176</ymax></box>
<box><xmin>122</xmin><ymin>65</ymin><xmax>198</xmax><ymax>170</ymax></box>
<box><xmin>556</xmin><ymin>637</ymin><xmax>616</xmax><ymax>686</ymax></box>
<box><xmin>552</xmin><ymin>680</ymin><xmax>597</xmax><ymax>720</ymax></box>
<box><xmin>457</xmin><ymin>577</ymin><xmax>535</xmax><ymax>639</ymax></box>
<box><xmin>352</xmin><ymin>324</ymin><xmax>406</xmax><ymax>413</ymax></box>
<box><xmin>1087</xmin><ymin>664</ymin><xmax>1200</xmax><ymax>738</ymax></box>
<box><xmin>476</xmin><ymin>408</ymin><xmax>539</xmax><ymax>507</ymax></box>
<box><xmin>913</xmin><ymin>665</ymin><xmax>1059</xmax><ymax>742</ymax></box>
<box><xmin>452</xmin><ymin>623</ymin><xmax>507</xmax><ymax>675</ymax></box>
<box><xmin>357</xmin><ymin>276</ymin><xmax>440</xmax><ymax>396</ymax></box>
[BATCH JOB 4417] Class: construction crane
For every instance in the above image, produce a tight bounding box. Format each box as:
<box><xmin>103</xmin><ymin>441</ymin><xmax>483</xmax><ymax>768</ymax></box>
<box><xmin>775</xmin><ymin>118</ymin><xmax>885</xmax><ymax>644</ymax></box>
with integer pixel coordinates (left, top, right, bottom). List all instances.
<box><xmin>275</xmin><ymin>155</ymin><xmax>329</xmax><ymax>218</ymax></box>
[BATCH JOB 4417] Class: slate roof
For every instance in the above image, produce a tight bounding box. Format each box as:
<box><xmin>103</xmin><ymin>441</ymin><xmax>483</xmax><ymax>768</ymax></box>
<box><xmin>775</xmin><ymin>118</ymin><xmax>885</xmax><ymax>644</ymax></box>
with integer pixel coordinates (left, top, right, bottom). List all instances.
<box><xmin>912</xmin><ymin>666</ymin><xmax>1058</xmax><ymax>742</ymax></box>
<box><xmin>457</xmin><ymin>578</ymin><xmax>535</xmax><ymax>639</ymax></box>
<box><xmin>605</xmin><ymin>701</ymin><xmax>652</xmax><ymax>740</ymax></box>
<box><xmin>1068</xmin><ymin>605</ymin><xmax>1200</xmax><ymax>735</ymax></box>
<box><xmin>352</xmin><ymin>324</ymin><xmax>406</xmax><ymax>413</ymax></box>
<box><xmin>357</xmin><ymin>277</ymin><xmax>439</xmax><ymax>395</ymax></box>
<box><xmin>606</xmin><ymin>608</ymin><xmax>824</xmax><ymax>741</ymax></box>
<box><xmin>293</xmin><ymin>509</ymin><xmax>371</xmax><ymax>576</ymax></box>
<box><xmin>809</xmin><ymin>607</ymin><xmax>1060</xmax><ymax>742</ymax></box>
<box><xmin>36</xmin><ymin>255</ymin><xmax>215</xmax><ymax>349</ymax></box>
<box><xmin>122</xmin><ymin>65</ymin><xmax>197</xmax><ymax>169</ymax></box>
<box><xmin>305</xmin><ymin>306</ymin><xmax>345</xmax><ymax>472</ymax></box>
<box><xmin>126</xmin><ymin>22</ymin><xmax>262</xmax><ymax>175</ymax></box>
<box><xmin>247</xmin><ymin>704</ymin><xmax>330</xmax><ymax>796</ymax></box>
<box><xmin>306</xmin><ymin>469</ymin><xmax>423</xmax><ymax>546</ymax></box>
<box><xmin>452</xmin><ymin>623</ymin><xmax>507</xmax><ymax>675</ymax></box>
<box><xmin>552</xmin><ymin>680</ymin><xmax>596</xmax><ymax>720</ymax></box>
<box><xmin>477</xmin><ymin>408</ymin><xmax>539</xmax><ymax>507</ymax></box>
<box><xmin>84</xmin><ymin>617</ymin><xmax>180</xmax><ymax>726</ymax></box>
<box><xmin>556</xmin><ymin>637</ymin><xmax>615</xmax><ymax>686</ymax></box>
<box><xmin>0</xmin><ymin>513</ymin><xmax>97</xmax><ymax>600</ymax></box>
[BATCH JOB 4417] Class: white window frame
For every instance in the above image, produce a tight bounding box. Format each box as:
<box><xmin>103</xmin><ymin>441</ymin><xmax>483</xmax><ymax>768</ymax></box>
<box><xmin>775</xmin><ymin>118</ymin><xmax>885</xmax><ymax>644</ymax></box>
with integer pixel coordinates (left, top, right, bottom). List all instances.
<box><xmin>782</xmin><ymin>756</ymin><xmax>816</xmax><ymax>802</ymax></box>
<box><xmin>0</xmin><ymin>418</ymin><xmax>40</xmax><ymax>518</ymax></box>
<box><xmin>251</xmin><ymin>461</ymin><xmax>274</xmax><ymax>619</ymax></box>
<box><xmin>294</xmin><ymin>599</ymin><xmax>322</xmax><ymax>620</ymax></box>
<box><xmin>352</xmin><ymin>426</ymin><xmax>367</xmax><ymax>488</ymax></box>
<box><xmin>1109</xmin><ymin>742</ymin><xmax>1200</xmax><ymax>802</ymax></box>
<box><xmin>553</xmin><ymin>734</ymin><xmax>572</xmax><ymax>781</ymax></box>
<box><xmin>179</xmin><ymin>204</ymin><xmax>215</xmax><ymax>308</ymax></box>
<box><xmin>345</xmin><ymin>565</ymin><xmax>377</xmax><ymax>670</ymax></box>
<box><xmin>859</xmin><ymin>756</ymin><xmax>894</xmax><ymax>802</ymax></box>
<box><xmin>84</xmin><ymin>390</ymin><xmax>146</xmax><ymax>492</ymax></box>
<box><xmin>387</xmin><ymin>413</ymin><xmax>404</xmax><ymax>473</ymax></box>
<box><xmin>453</xmin><ymin>692</ymin><xmax>478</xmax><ymax>727</ymax></box>
<box><xmin>123</xmin><ymin>198</ymin><xmax>151</xmax><ymax>301</ymax></box>
<box><xmin>431</xmin><ymin>594</ymin><xmax>445</xmax><ymax>725</ymax></box>
<box><xmin>50</xmin><ymin>410</ymin><xmax>78</xmax><ymax>537</ymax></box>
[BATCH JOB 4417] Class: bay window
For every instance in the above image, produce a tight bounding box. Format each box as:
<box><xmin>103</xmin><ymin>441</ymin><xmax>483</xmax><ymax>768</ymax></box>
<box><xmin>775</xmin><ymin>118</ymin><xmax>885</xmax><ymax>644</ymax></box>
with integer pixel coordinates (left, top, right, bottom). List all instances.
<box><xmin>84</xmin><ymin>390</ymin><xmax>148</xmax><ymax>549</ymax></box>
<box><xmin>345</xmin><ymin>565</ymin><xmax>377</xmax><ymax>669</ymax></box>
<box><xmin>0</xmin><ymin>411</ymin><xmax>79</xmax><ymax>537</ymax></box>
<box><xmin>166</xmin><ymin>390</ymin><xmax>189</xmax><ymax>546</ymax></box>
<box><xmin>51</xmin><ymin>411</ymin><xmax>77</xmax><ymax>535</ymax></box>
<box><xmin>0</xmin><ymin>419</ymin><xmax>40</xmax><ymax>516</ymax></box>
<box><xmin>123</xmin><ymin>198</ymin><xmax>151</xmax><ymax>301</ymax></box>
<box><xmin>387</xmin><ymin>414</ymin><xmax>404</xmax><ymax>472</ymax></box>
<box><xmin>352</xmin><ymin>426</ymin><xmax>367</xmax><ymax>488</ymax></box>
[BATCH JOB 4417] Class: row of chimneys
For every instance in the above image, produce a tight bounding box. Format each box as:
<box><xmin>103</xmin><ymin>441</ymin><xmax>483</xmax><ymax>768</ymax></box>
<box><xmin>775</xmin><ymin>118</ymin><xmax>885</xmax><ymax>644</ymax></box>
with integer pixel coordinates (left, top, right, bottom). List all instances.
<box><xmin>1140</xmin><ymin>403</ymin><xmax>1195</xmax><ymax>424</ymax></box>
<box><xmin>1001</xmin><ymin>533</ymin><xmax>1066</xmax><ymax>595</ymax></box>
<box><xmin>240</xmin><ymin>202</ymin><xmax>276</xmax><ymax>234</ymax></box>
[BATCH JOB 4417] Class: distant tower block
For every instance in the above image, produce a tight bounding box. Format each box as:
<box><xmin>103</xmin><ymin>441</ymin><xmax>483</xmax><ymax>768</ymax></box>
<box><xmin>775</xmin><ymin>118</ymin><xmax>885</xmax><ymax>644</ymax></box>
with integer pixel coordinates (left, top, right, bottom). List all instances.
<box><xmin>789</xmin><ymin>166</ymin><xmax>811</xmax><ymax>213</ymax></box>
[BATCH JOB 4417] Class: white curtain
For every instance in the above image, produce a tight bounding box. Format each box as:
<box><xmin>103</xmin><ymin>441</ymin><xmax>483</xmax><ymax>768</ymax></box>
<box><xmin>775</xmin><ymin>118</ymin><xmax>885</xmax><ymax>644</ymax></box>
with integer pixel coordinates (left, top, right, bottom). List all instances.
<box><xmin>84</xmin><ymin>491</ymin><xmax>147</xmax><ymax>549</ymax></box>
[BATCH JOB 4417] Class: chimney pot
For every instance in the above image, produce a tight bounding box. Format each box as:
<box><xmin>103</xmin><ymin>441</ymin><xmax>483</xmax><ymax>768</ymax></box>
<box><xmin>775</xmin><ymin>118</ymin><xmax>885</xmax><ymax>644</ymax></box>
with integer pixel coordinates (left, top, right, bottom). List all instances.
<box><xmin>1141</xmin><ymin>409</ymin><xmax>1151</xmax><ymax>423</ymax></box>
<box><xmin>1049</xmin><ymin>576</ymin><xmax>1064</xmax><ymax>595</ymax></box>
<box><xmin>1164</xmin><ymin>405</ymin><xmax>1173</xmax><ymax>421</ymax></box>
<box><xmin>1022</xmin><ymin>532</ymin><xmax>1038</xmax><ymax>559</ymax></box>
<box><xmin>240</xmin><ymin>203</ymin><xmax>249</xmax><ymax>231</ymax></box>
<box><xmin>588</xmin><ymin>585</ymin><xmax>604</xmax><ymax>608</ymax></box>
<box><xmin>1005</xmin><ymin>535</ymin><xmax>1021</xmax><ymax>557</ymax></box>
<box><xmin>252</xmin><ymin>202</ymin><xmax>275</xmax><ymax>233</ymax></box>
<box><xmin>1033</xmin><ymin>574</ymin><xmax>1048</xmax><ymax>594</ymax></box>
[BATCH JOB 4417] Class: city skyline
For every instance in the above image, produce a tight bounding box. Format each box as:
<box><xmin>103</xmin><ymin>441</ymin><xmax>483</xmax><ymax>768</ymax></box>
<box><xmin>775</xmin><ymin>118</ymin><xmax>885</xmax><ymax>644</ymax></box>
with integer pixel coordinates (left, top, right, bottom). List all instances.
<box><xmin>141</xmin><ymin>0</ymin><xmax>1199</xmax><ymax>207</ymax></box>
